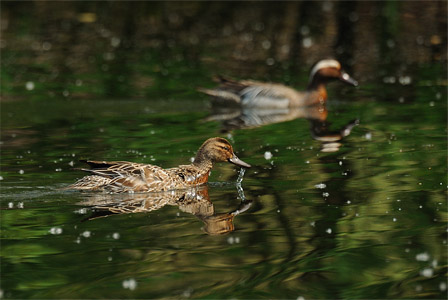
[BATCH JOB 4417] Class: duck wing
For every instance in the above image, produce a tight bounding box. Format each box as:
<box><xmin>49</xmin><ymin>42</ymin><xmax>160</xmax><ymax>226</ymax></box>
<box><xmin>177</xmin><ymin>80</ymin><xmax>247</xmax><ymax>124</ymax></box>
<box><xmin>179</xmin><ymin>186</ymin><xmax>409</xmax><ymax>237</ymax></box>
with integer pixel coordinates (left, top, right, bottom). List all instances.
<box><xmin>239</xmin><ymin>84</ymin><xmax>299</xmax><ymax>108</ymax></box>
<box><xmin>76</xmin><ymin>160</ymin><xmax>175</xmax><ymax>193</ymax></box>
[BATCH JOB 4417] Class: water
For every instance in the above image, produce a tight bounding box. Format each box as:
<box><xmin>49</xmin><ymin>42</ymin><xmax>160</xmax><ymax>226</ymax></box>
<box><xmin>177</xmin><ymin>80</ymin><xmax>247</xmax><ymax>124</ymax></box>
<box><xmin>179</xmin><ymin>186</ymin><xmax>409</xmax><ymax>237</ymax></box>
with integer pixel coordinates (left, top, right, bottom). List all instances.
<box><xmin>1</xmin><ymin>2</ymin><xmax>447</xmax><ymax>299</ymax></box>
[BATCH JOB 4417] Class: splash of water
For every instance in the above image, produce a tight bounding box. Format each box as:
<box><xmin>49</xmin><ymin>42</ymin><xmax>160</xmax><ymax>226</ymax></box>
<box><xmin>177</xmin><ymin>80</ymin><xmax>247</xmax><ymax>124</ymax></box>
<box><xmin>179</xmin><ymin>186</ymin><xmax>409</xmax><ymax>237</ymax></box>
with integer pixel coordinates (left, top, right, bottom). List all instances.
<box><xmin>237</xmin><ymin>167</ymin><xmax>246</xmax><ymax>185</ymax></box>
<box><xmin>236</xmin><ymin>168</ymin><xmax>246</xmax><ymax>201</ymax></box>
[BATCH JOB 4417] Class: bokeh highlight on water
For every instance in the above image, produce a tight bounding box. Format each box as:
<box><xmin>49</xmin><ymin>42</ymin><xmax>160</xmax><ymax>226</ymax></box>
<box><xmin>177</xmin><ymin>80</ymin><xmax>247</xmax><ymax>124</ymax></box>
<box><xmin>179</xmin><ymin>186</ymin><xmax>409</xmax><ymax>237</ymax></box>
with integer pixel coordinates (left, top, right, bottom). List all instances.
<box><xmin>1</xmin><ymin>2</ymin><xmax>447</xmax><ymax>299</ymax></box>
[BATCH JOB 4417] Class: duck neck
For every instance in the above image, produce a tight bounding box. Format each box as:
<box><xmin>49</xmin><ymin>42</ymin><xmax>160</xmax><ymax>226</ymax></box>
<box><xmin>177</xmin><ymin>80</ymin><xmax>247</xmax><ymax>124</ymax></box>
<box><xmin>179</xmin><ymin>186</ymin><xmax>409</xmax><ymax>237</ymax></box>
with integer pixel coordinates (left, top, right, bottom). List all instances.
<box><xmin>192</xmin><ymin>152</ymin><xmax>214</xmax><ymax>173</ymax></box>
<box><xmin>306</xmin><ymin>82</ymin><xmax>327</xmax><ymax>105</ymax></box>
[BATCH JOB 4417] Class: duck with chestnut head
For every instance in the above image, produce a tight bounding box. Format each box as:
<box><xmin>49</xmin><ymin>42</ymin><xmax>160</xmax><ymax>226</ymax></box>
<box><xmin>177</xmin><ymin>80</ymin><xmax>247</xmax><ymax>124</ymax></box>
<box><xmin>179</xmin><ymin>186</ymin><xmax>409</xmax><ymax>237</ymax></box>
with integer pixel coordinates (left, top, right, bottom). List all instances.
<box><xmin>66</xmin><ymin>137</ymin><xmax>251</xmax><ymax>193</ymax></box>
<box><xmin>198</xmin><ymin>59</ymin><xmax>358</xmax><ymax>108</ymax></box>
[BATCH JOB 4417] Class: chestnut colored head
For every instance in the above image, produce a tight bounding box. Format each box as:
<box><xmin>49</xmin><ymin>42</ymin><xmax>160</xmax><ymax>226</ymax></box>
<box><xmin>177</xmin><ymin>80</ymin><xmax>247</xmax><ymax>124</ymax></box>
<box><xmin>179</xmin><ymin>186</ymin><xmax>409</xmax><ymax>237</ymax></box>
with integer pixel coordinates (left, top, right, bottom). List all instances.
<box><xmin>308</xmin><ymin>59</ymin><xmax>358</xmax><ymax>89</ymax></box>
<box><xmin>194</xmin><ymin>137</ymin><xmax>251</xmax><ymax>168</ymax></box>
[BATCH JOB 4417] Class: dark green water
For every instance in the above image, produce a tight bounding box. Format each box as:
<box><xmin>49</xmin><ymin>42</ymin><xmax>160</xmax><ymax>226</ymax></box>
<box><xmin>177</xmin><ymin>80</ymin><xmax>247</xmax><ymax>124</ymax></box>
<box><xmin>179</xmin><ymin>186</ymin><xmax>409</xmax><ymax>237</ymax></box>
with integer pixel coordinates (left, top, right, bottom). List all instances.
<box><xmin>1</xmin><ymin>2</ymin><xmax>447</xmax><ymax>299</ymax></box>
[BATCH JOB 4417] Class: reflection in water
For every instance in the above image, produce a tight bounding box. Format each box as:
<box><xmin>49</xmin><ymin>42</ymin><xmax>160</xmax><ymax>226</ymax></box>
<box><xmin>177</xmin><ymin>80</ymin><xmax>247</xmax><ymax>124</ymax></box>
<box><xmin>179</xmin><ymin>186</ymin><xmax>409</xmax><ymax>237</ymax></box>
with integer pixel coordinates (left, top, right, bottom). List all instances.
<box><xmin>79</xmin><ymin>185</ymin><xmax>252</xmax><ymax>235</ymax></box>
<box><xmin>207</xmin><ymin>103</ymin><xmax>359</xmax><ymax>152</ymax></box>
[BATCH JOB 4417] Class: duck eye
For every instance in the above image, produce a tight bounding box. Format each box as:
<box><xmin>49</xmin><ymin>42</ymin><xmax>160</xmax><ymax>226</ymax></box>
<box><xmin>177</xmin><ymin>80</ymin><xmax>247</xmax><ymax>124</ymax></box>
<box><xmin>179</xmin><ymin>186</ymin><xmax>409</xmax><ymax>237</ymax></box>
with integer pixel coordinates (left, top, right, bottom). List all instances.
<box><xmin>220</xmin><ymin>146</ymin><xmax>230</xmax><ymax>151</ymax></box>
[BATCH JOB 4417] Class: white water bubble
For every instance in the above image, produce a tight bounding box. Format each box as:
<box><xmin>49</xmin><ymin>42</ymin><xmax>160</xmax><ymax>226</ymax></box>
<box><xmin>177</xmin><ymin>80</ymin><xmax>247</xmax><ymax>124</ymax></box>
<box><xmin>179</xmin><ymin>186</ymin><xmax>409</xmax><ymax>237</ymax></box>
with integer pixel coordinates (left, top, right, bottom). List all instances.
<box><xmin>297</xmin><ymin>296</ymin><xmax>305</xmax><ymax>300</ymax></box>
<box><xmin>264</xmin><ymin>151</ymin><xmax>273</xmax><ymax>160</ymax></box>
<box><xmin>415</xmin><ymin>252</ymin><xmax>430</xmax><ymax>261</ymax></box>
<box><xmin>49</xmin><ymin>227</ymin><xmax>63</xmax><ymax>235</ymax></box>
<box><xmin>122</xmin><ymin>278</ymin><xmax>137</xmax><ymax>290</ymax></box>
<box><xmin>322</xmin><ymin>192</ymin><xmax>329</xmax><ymax>197</ymax></box>
<box><xmin>0</xmin><ymin>176</ymin><xmax>3</xmax><ymax>180</ymax></box>
<box><xmin>74</xmin><ymin>208</ymin><xmax>88</xmax><ymax>215</ymax></box>
<box><xmin>440</xmin><ymin>282</ymin><xmax>447</xmax><ymax>291</ymax></box>
<box><xmin>314</xmin><ymin>183</ymin><xmax>326</xmax><ymax>189</ymax></box>
<box><xmin>227</xmin><ymin>236</ymin><xmax>235</xmax><ymax>244</ymax></box>
<box><xmin>420</xmin><ymin>268</ymin><xmax>433</xmax><ymax>278</ymax></box>
<box><xmin>365</xmin><ymin>132</ymin><xmax>372</xmax><ymax>140</ymax></box>
<box><xmin>326</xmin><ymin>228</ymin><xmax>332</xmax><ymax>234</ymax></box>
<box><xmin>112</xmin><ymin>232</ymin><xmax>120</xmax><ymax>240</ymax></box>
<box><xmin>18</xmin><ymin>170</ymin><xmax>24</xmax><ymax>175</ymax></box>
<box><xmin>17</xmin><ymin>202</ymin><xmax>24</xmax><ymax>209</ymax></box>
<box><xmin>25</xmin><ymin>81</ymin><xmax>35</xmax><ymax>91</ymax></box>
<box><xmin>8</xmin><ymin>202</ymin><xmax>13</xmax><ymax>208</ymax></box>
<box><xmin>82</xmin><ymin>231</ymin><xmax>91</xmax><ymax>238</ymax></box>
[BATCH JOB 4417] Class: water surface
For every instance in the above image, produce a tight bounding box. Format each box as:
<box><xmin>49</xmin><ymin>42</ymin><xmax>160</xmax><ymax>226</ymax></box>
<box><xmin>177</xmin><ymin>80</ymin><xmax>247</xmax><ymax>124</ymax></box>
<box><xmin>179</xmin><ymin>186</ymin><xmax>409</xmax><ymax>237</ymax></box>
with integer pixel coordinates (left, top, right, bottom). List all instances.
<box><xmin>1</xmin><ymin>2</ymin><xmax>447</xmax><ymax>299</ymax></box>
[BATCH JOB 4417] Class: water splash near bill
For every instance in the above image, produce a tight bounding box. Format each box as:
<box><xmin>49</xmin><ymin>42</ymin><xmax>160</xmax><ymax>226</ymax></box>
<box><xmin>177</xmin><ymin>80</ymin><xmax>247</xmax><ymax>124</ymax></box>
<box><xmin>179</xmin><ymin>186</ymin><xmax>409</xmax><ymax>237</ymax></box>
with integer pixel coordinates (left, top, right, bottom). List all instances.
<box><xmin>236</xmin><ymin>168</ymin><xmax>246</xmax><ymax>201</ymax></box>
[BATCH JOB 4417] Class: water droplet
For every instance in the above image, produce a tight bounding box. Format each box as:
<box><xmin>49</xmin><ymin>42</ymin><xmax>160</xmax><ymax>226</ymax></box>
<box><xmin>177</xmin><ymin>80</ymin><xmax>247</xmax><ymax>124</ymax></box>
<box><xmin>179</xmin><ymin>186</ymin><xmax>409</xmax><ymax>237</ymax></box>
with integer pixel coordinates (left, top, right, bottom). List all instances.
<box><xmin>315</xmin><ymin>183</ymin><xmax>326</xmax><ymax>189</ymax></box>
<box><xmin>416</xmin><ymin>252</ymin><xmax>430</xmax><ymax>261</ymax></box>
<box><xmin>420</xmin><ymin>268</ymin><xmax>433</xmax><ymax>278</ymax></box>
<box><xmin>112</xmin><ymin>233</ymin><xmax>120</xmax><ymax>240</ymax></box>
<box><xmin>326</xmin><ymin>228</ymin><xmax>332</xmax><ymax>234</ymax></box>
<box><xmin>25</xmin><ymin>81</ymin><xmax>35</xmax><ymax>91</ymax></box>
<box><xmin>266</xmin><ymin>58</ymin><xmax>275</xmax><ymax>66</ymax></box>
<box><xmin>264</xmin><ymin>151</ymin><xmax>273</xmax><ymax>160</ymax></box>
<box><xmin>18</xmin><ymin>170</ymin><xmax>24</xmax><ymax>175</ymax></box>
<box><xmin>49</xmin><ymin>227</ymin><xmax>63</xmax><ymax>235</ymax></box>
<box><xmin>82</xmin><ymin>231</ymin><xmax>91</xmax><ymax>238</ymax></box>
<box><xmin>122</xmin><ymin>278</ymin><xmax>137</xmax><ymax>290</ymax></box>
<box><xmin>440</xmin><ymin>282</ymin><xmax>447</xmax><ymax>292</ymax></box>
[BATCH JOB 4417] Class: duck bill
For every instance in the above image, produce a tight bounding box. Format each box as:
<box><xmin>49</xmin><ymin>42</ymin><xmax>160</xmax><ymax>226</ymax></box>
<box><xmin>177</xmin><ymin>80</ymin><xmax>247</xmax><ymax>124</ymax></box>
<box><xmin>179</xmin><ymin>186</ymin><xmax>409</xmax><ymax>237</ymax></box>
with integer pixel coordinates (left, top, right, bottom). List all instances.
<box><xmin>229</xmin><ymin>154</ymin><xmax>251</xmax><ymax>168</ymax></box>
<box><xmin>340</xmin><ymin>72</ymin><xmax>358</xmax><ymax>87</ymax></box>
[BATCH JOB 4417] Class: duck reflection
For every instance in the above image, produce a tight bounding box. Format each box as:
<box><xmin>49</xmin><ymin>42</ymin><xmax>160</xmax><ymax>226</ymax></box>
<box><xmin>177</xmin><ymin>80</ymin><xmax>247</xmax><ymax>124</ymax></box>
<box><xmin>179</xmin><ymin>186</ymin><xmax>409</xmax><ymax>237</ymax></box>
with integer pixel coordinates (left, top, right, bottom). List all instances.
<box><xmin>79</xmin><ymin>186</ymin><xmax>252</xmax><ymax>235</ymax></box>
<box><xmin>206</xmin><ymin>103</ymin><xmax>359</xmax><ymax>152</ymax></box>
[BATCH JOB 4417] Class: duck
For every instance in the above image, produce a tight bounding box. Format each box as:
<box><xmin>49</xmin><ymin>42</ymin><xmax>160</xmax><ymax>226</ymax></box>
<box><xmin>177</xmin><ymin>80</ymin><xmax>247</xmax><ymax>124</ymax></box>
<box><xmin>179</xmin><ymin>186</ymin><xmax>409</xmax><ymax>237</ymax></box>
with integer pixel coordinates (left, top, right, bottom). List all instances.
<box><xmin>66</xmin><ymin>137</ymin><xmax>251</xmax><ymax>193</ymax></box>
<box><xmin>198</xmin><ymin>59</ymin><xmax>358</xmax><ymax>108</ymax></box>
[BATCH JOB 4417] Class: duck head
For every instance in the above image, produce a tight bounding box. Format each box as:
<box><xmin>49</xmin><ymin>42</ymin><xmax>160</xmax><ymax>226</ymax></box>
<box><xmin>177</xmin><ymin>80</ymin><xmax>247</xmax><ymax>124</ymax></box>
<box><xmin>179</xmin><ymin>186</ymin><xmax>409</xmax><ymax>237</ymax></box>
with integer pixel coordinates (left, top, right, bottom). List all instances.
<box><xmin>308</xmin><ymin>59</ymin><xmax>358</xmax><ymax>89</ymax></box>
<box><xmin>194</xmin><ymin>137</ymin><xmax>251</xmax><ymax>168</ymax></box>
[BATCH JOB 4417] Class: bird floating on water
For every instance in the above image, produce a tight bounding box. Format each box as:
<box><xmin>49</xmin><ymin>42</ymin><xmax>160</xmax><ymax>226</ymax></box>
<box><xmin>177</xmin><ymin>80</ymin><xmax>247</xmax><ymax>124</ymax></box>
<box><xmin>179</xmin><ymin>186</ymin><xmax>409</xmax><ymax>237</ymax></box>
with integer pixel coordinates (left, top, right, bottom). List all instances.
<box><xmin>67</xmin><ymin>137</ymin><xmax>251</xmax><ymax>193</ymax></box>
<box><xmin>198</xmin><ymin>59</ymin><xmax>358</xmax><ymax>108</ymax></box>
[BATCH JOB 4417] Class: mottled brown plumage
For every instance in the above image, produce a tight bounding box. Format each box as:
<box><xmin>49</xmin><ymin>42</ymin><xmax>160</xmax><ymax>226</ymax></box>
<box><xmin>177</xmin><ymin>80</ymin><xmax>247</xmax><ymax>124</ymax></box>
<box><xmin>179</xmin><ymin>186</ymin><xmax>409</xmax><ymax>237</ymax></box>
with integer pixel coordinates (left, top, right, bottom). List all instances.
<box><xmin>66</xmin><ymin>137</ymin><xmax>251</xmax><ymax>193</ymax></box>
<box><xmin>198</xmin><ymin>59</ymin><xmax>358</xmax><ymax>108</ymax></box>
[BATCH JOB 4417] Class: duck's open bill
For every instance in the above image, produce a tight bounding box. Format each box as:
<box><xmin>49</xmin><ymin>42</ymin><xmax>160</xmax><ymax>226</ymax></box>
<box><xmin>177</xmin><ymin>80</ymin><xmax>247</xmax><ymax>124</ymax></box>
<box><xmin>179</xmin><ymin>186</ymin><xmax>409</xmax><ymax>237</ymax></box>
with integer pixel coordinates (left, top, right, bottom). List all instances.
<box><xmin>229</xmin><ymin>154</ymin><xmax>251</xmax><ymax>168</ymax></box>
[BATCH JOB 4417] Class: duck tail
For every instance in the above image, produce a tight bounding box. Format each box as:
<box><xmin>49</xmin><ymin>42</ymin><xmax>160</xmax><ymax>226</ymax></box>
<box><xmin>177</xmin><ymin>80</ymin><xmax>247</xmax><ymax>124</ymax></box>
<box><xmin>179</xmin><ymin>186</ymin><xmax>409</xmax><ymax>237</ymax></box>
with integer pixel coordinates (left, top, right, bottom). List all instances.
<box><xmin>197</xmin><ymin>87</ymin><xmax>241</xmax><ymax>104</ymax></box>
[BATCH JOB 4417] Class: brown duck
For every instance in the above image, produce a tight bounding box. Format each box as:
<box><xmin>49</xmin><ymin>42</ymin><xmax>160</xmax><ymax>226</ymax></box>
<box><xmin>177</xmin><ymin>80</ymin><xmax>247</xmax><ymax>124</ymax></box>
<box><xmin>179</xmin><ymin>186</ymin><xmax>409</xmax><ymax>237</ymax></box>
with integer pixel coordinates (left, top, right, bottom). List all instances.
<box><xmin>198</xmin><ymin>59</ymin><xmax>358</xmax><ymax>108</ymax></box>
<box><xmin>67</xmin><ymin>137</ymin><xmax>251</xmax><ymax>193</ymax></box>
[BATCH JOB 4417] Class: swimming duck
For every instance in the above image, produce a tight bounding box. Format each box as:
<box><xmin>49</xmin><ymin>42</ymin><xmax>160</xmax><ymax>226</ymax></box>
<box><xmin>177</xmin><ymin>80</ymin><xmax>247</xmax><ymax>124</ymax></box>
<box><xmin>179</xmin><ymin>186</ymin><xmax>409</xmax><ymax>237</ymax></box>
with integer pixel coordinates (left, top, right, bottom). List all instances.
<box><xmin>67</xmin><ymin>137</ymin><xmax>251</xmax><ymax>193</ymax></box>
<box><xmin>198</xmin><ymin>59</ymin><xmax>358</xmax><ymax>108</ymax></box>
